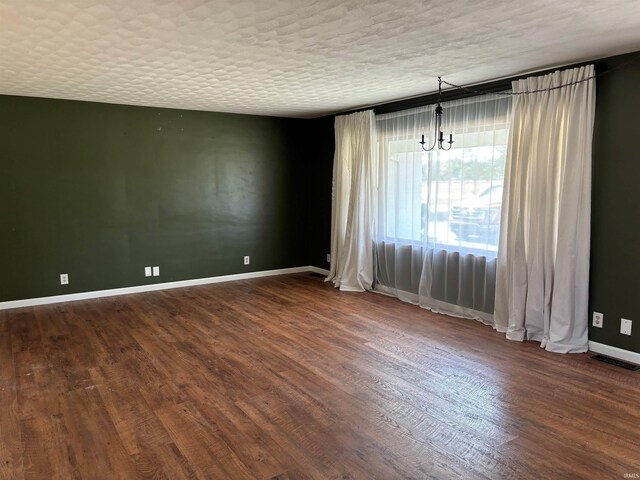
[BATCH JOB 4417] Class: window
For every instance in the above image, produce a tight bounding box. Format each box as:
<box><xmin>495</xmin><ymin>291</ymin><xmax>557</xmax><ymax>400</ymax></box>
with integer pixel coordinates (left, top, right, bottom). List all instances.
<box><xmin>376</xmin><ymin>94</ymin><xmax>511</xmax><ymax>258</ymax></box>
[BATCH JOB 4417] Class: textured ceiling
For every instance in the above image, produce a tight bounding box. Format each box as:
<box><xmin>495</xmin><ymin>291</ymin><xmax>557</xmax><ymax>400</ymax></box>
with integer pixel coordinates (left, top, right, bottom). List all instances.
<box><xmin>1</xmin><ymin>0</ymin><xmax>639</xmax><ymax>118</ymax></box>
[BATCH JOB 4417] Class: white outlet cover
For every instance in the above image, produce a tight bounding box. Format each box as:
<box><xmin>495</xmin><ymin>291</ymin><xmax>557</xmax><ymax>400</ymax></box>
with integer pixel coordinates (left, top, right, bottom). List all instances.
<box><xmin>60</xmin><ymin>273</ymin><xmax>69</xmax><ymax>285</ymax></box>
<box><xmin>592</xmin><ymin>311</ymin><xmax>604</xmax><ymax>328</ymax></box>
<box><xmin>152</xmin><ymin>266</ymin><xmax>160</xmax><ymax>277</ymax></box>
<box><xmin>144</xmin><ymin>266</ymin><xmax>152</xmax><ymax>277</ymax></box>
<box><xmin>621</xmin><ymin>318</ymin><xmax>632</xmax><ymax>336</ymax></box>
<box><xmin>244</xmin><ymin>256</ymin><xmax>250</xmax><ymax>265</ymax></box>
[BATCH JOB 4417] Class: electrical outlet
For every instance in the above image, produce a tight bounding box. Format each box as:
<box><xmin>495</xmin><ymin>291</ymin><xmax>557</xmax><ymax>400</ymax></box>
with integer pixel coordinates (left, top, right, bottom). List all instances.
<box><xmin>327</xmin><ymin>253</ymin><xmax>331</xmax><ymax>263</ymax></box>
<box><xmin>152</xmin><ymin>266</ymin><xmax>160</xmax><ymax>277</ymax></box>
<box><xmin>621</xmin><ymin>318</ymin><xmax>632</xmax><ymax>336</ymax></box>
<box><xmin>592</xmin><ymin>311</ymin><xmax>604</xmax><ymax>328</ymax></box>
<box><xmin>60</xmin><ymin>273</ymin><xmax>69</xmax><ymax>285</ymax></box>
<box><xmin>144</xmin><ymin>266</ymin><xmax>152</xmax><ymax>277</ymax></box>
<box><xmin>244</xmin><ymin>256</ymin><xmax>250</xmax><ymax>265</ymax></box>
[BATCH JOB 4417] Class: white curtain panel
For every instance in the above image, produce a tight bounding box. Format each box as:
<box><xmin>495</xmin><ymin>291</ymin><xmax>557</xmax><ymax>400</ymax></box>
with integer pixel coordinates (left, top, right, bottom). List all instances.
<box><xmin>375</xmin><ymin>95</ymin><xmax>511</xmax><ymax>324</ymax></box>
<box><xmin>494</xmin><ymin>65</ymin><xmax>596</xmax><ymax>353</ymax></box>
<box><xmin>327</xmin><ymin>110</ymin><xmax>376</xmax><ymax>292</ymax></box>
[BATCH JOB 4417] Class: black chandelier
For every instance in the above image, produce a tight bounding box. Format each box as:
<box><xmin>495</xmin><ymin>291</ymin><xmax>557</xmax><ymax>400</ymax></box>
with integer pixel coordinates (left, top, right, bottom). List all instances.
<box><xmin>419</xmin><ymin>77</ymin><xmax>454</xmax><ymax>151</ymax></box>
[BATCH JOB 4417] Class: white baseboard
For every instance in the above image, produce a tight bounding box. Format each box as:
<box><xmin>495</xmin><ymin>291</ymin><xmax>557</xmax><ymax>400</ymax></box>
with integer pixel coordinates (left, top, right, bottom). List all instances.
<box><xmin>308</xmin><ymin>266</ymin><xmax>330</xmax><ymax>276</ymax></box>
<box><xmin>0</xmin><ymin>266</ymin><xmax>326</xmax><ymax>311</ymax></box>
<box><xmin>589</xmin><ymin>341</ymin><xmax>640</xmax><ymax>365</ymax></box>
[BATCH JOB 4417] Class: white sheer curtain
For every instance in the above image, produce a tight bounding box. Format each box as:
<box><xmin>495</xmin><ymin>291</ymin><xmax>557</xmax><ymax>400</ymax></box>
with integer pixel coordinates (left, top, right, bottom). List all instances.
<box><xmin>494</xmin><ymin>65</ymin><xmax>595</xmax><ymax>353</ymax></box>
<box><xmin>375</xmin><ymin>94</ymin><xmax>512</xmax><ymax>325</ymax></box>
<box><xmin>327</xmin><ymin>110</ymin><xmax>377</xmax><ymax>292</ymax></box>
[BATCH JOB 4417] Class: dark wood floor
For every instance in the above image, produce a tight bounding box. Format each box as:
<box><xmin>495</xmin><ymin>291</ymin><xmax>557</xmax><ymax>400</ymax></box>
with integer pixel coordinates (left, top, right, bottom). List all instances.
<box><xmin>1</xmin><ymin>273</ymin><xmax>639</xmax><ymax>479</ymax></box>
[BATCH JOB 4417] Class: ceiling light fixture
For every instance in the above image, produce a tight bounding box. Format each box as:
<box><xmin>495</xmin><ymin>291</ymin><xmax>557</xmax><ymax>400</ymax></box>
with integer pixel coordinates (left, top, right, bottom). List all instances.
<box><xmin>419</xmin><ymin>77</ymin><xmax>454</xmax><ymax>151</ymax></box>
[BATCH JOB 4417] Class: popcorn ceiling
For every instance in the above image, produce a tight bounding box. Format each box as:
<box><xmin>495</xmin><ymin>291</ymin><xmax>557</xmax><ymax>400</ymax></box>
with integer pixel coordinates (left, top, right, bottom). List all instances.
<box><xmin>0</xmin><ymin>0</ymin><xmax>639</xmax><ymax>118</ymax></box>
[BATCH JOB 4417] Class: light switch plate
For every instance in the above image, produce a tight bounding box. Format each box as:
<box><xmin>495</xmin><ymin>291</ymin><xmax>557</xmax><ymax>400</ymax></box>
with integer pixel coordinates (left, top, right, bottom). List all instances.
<box><xmin>144</xmin><ymin>266</ymin><xmax>152</xmax><ymax>277</ymax></box>
<box><xmin>152</xmin><ymin>266</ymin><xmax>160</xmax><ymax>277</ymax></box>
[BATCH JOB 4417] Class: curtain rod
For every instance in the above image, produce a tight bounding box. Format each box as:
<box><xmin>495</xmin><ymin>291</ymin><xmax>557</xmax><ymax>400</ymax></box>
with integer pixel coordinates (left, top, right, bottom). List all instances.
<box><xmin>328</xmin><ymin>50</ymin><xmax>639</xmax><ymax>118</ymax></box>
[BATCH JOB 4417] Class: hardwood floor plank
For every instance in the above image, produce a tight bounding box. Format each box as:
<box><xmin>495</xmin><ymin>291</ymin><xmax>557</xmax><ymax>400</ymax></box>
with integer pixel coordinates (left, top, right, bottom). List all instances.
<box><xmin>182</xmin><ymin>385</ymin><xmax>295</xmax><ymax>480</ymax></box>
<box><xmin>156</xmin><ymin>402</ymin><xmax>254</xmax><ymax>480</ymax></box>
<box><xmin>56</xmin><ymin>386</ymin><xmax>139</xmax><ymax>479</ymax></box>
<box><xmin>1</xmin><ymin>273</ymin><xmax>639</xmax><ymax>479</ymax></box>
<box><xmin>0</xmin><ymin>315</ymin><xmax>24</xmax><ymax>480</ymax></box>
<box><xmin>88</xmin><ymin>366</ymin><xmax>172</xmax><ymax>455</ymax></box>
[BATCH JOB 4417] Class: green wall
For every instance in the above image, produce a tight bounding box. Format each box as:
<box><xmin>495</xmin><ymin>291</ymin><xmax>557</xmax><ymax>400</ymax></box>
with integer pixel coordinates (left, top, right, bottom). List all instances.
<box><xmin>590</xmin><ymin>51</ymin><xmax>640</xmax><ymax>353</ymax></box>
<box><xmin>302</xmin><ymin>116</ymin><xmax>334</xmax><ymax>270</ymax></box>
<box><xmin>0</xmin><ymin>96</ymin><xmax>307</xmax><ymax>302</ymax></box>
